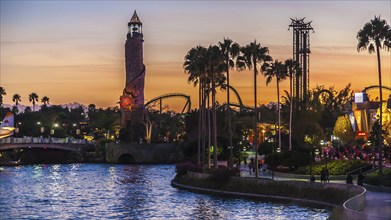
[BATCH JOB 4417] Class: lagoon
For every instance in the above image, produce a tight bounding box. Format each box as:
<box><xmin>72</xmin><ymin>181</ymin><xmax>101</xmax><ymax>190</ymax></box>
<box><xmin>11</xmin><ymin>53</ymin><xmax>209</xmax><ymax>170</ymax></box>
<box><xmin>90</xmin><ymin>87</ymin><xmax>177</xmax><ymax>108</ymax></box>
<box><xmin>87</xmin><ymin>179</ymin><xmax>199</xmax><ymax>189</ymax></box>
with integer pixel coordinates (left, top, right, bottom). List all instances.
<box><xmin>0</xmin><ymin>164</ymin><xmax>330</xmax><ymax>219</ymax></box>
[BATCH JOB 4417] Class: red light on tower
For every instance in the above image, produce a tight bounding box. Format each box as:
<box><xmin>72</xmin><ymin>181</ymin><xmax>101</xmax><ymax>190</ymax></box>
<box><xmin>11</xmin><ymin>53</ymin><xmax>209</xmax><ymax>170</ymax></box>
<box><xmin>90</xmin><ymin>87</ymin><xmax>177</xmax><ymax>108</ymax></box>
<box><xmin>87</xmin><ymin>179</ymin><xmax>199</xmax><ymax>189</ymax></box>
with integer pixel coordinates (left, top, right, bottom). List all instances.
<box><xmin>120</xmin><ymin>96</ymin><xmax>133</xmax><ymax>109</ymax></box>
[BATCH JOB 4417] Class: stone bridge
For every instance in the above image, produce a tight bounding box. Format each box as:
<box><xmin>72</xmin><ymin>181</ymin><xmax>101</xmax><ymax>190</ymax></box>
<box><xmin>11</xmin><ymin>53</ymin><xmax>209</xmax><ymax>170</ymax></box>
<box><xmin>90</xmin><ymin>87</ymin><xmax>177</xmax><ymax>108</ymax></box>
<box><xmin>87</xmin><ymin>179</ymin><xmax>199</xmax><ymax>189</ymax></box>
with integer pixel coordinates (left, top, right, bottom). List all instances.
<box><xmin>0</xmin><ymin>137</ymin><xmax>96</xmax><ymax>165</ymax></box>
<box><xmin>105</xmin><ymin>143</ymin><xmax>181</xmax><ymax>164</ymax></box>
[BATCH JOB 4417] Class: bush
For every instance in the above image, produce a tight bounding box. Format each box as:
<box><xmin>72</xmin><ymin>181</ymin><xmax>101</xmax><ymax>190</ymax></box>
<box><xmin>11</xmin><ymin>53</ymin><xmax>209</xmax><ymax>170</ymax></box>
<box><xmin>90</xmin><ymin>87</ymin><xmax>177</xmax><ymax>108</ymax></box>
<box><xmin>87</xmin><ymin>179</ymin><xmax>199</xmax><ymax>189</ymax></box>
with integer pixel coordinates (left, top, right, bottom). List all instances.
<box><xmin>294</xmin><ymin>160</ymin><xmax>370</xmax><ymax>175</ymax></box>
<box><xmin>265</xmin><ymin>151</ymin><xmax>310</xmax><ymax>169</ymax></box>
<box><xmin>210</xmin><ymin>167</ymin><xmax>231</xmax><ymax>183</ymax></box>
<box><xmin>364</xmin><ymin>168</ymin><xmax>391</xmax><ymax>187</ymax></box>
<box><xmin>175</xmin><ymin>161</ymin><xmax>202</xmax><ymax>177</ymax></box>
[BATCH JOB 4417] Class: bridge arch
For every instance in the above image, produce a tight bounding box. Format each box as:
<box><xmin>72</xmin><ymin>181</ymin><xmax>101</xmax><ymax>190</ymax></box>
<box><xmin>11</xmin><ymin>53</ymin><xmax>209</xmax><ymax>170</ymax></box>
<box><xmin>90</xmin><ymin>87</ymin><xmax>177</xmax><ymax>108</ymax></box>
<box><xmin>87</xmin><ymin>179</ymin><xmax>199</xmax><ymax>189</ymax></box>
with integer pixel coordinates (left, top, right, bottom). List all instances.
<box><xmin>117</xmin><ymin>153</ymin><xmax>136</xmax><ymax>164</ymax></box>
<box><xmin>145</xmin><ymin>93</ymin><xmax>191</xmax><ymax>114</ymax></box>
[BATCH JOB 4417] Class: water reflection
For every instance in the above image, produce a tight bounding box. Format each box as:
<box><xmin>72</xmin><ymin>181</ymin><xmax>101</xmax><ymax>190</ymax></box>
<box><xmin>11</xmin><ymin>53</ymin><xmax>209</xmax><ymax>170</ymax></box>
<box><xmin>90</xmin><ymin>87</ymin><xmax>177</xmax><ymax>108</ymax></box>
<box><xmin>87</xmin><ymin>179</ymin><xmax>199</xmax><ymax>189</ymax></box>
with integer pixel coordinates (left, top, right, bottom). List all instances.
<box><xmin>0</xmin><ymin>164</ymin><xmax>330</xmax><ymax>219</ymax></box>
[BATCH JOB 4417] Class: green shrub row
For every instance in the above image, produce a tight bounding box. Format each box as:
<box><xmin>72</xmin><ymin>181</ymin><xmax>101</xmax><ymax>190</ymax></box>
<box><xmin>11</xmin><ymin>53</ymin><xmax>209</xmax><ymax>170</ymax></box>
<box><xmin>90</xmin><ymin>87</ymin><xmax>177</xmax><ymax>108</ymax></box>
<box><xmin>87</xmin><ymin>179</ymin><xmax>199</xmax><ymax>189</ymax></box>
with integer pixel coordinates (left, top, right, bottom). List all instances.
<box><xmin>294</xmin><ymin>160</ymin><xmax>370</xmax><ymax>175</ymax></box>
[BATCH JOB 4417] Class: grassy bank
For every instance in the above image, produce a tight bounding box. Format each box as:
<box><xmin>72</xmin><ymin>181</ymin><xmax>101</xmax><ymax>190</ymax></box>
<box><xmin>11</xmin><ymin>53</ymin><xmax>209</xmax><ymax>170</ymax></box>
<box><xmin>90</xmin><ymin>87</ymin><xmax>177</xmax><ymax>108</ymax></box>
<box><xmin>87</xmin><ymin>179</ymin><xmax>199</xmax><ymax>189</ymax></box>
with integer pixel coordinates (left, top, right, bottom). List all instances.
<box><xmin>174</xmin><ymin>173</ymin><xmax>354</xmax><ymax>205</ymax></box>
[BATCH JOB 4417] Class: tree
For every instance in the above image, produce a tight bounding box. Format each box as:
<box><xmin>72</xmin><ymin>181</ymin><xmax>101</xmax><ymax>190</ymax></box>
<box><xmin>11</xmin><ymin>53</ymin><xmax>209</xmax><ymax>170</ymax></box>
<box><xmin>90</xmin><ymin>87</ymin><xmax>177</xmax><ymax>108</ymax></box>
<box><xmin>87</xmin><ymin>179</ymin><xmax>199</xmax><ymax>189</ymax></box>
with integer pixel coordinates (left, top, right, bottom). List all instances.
<box><xmin>333</xmin><ymin>115</ymin><xmax>355</xmax><ymax>145</ymax></box>
<box><xmin>264</xmin><ymin>60</ymin><xmax>288</xmax><ymax>151</ymax></box>
<box><xmin>357</xmin><ymin>15</ymin><xmax>391</xmax><ymax>174</ymax></box>
<box><xmin>205</xmin><ymin>45</ymin><xmax>225</xmax><ymax>169</ymax></box>
<box><xmin>219</xmin><ymin>38</ymin><xmax>240</xmax><ymax>168</ymax></box>
<box><xmin>284</xmin><ymin>59</ymin><xmax>299</xmax><ymax>151</ymax></box>
<box><xmin>28</xmin><ymin>93</ymin><xmax>39</xmax><ymax>111</ymax></box>
<box><xmin>41</xmin><ymin>96</ymin><xmax>50</xmax><ymax>107</ymax></box>
<box><xmin>184</xmin><ymin>46</ymin><xmax>207</xmax><ymax>165</ymax></box>
<box><xmin>0</xmin><ymin>87</ymin><xmax>6</xmax><ymax>107</ymax></box>
<box><xmin>237</xmin><ymin>40</ymin><xmax>272</xmax><ymax>177</ymax></box>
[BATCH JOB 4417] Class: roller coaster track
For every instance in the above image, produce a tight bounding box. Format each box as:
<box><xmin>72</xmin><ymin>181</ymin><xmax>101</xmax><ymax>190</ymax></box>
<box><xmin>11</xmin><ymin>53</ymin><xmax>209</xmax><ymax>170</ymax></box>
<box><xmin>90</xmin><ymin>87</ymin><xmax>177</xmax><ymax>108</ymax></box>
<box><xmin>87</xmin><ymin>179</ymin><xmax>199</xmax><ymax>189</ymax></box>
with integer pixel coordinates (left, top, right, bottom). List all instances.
<box><xmin>144</xmin><ymin>84</ymin><xmax>249</xmax><ymax>113</ymax></box>
<box><xmin>362</xmin><ymin>85</ymin><xmax>391</xmax><ymax>93</ymax></box>
<box><xmin>145</xmin><ymin>93</ymin><xmax>191</xmax><ymax>114</ymax></box>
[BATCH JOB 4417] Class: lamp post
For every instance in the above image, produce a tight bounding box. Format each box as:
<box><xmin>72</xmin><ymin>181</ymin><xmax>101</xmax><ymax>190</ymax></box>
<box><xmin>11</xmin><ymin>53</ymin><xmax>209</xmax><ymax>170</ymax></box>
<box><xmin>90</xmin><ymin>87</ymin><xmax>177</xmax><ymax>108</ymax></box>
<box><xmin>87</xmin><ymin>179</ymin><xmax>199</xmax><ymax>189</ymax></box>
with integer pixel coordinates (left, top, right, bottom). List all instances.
<box><xmin>310</xmin><ymin>146</ymin><xmax>313</xmax><ymax>181</ymax></box>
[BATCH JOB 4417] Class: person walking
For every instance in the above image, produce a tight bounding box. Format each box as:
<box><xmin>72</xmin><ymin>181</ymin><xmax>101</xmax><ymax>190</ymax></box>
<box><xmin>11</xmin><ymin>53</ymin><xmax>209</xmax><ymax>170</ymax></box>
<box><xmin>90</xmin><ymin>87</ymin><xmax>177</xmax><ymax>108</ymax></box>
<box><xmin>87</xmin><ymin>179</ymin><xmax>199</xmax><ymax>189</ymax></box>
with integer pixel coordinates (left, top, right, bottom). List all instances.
<box><xmin>320</xmin><ymin>169</ymin><xmax>326</xmax><ymax>183</ymax></box>
<box><xmin>325</xmin><ymin>168</ymin><xmax>330</xmax><ymax>182</ymax></box>
<box><xmin>310</xmin><ymin>175</ymin><xmax>315</xmax><ymax>183</ymax></box>
<box><xmin>346</xmin><ymin>173</ymin><xmax>353</xmax><ymax>184</ymax></box>
<box><xmin>357</xmin><ymin>172</ymin><xmax>364</xmax><ymax>186</ymax></box>
<box><xmin>248</xmin><ymin>158</ymin><xmax>254</xmax><ymax>175</ymax></box>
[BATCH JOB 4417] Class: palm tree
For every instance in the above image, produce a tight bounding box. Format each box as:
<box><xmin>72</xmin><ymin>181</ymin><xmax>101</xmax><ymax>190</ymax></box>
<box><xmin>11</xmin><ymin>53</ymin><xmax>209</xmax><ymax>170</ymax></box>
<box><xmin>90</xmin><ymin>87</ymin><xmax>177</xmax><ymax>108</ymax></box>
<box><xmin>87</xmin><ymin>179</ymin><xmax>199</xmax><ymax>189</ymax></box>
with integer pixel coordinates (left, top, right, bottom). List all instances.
<box><xmin>237</xmin><ymin>40</ymin><xmax>272</xmax><ymax>177</ymax></box>
<box><xmin>0</xmin><ymin>87</ymin><xmax>6</xmax><ymax>107</ymax></box>
<box><xmin>28</xmin><ymin>92</ymin><xmax>39</xmax><ymax>111</ymax></box>
<box><xmin>12</xmin><ymin>94</ymin><xmax>21</xmax><ymax>106</ymax></box>
<box><xmin>41</xmin><ymin>96</ymin><xmax>50</xmax><ymax>107</ymax></box>
<box><xmin>284</xmin><ymin>59</ymin><xmax>300</xmax><ymax>151</ymax></box>
<box><xmin>264</xmin><ymin>60</ymin><xmax>288</xmax><ymax>150</ymax></box>
<box><xmin>205</xmin><ymin>45</ymin><xmax>225</xmax><ymax>169</ymax></box>
<box><xmin>12</xmin><ymin>94</ymin><xmax>21</xmax><ymax>113</ymax></box>
<box><xmin>219</xmin><ymin>38</ymin><xmax>240</xmax><ymax>168</ymax></box>
<box><xmin>357</xmin><ymin>16</ymin><xmax>391</xmax><ymax>175</ymax></box>
<box><xmin>184</xmin><ymin>46</ymin><xmax>207</xmax><ymax>165</ymax></box>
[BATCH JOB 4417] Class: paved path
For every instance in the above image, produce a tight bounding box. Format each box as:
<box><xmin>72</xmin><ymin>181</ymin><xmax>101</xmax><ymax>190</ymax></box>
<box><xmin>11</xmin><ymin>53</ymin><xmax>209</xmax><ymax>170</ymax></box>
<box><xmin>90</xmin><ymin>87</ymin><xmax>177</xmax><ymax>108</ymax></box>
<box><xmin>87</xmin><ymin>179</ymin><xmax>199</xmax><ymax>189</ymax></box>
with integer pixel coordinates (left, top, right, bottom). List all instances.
<box><xmin>238</xmin><ymin>164</ymin><xmax>391</xmax><ymax>219</ymax></box>
<box><xmin>361</xmin><ymin>191</ymin><xmax>391</xmax><ymax>219</ymax></box>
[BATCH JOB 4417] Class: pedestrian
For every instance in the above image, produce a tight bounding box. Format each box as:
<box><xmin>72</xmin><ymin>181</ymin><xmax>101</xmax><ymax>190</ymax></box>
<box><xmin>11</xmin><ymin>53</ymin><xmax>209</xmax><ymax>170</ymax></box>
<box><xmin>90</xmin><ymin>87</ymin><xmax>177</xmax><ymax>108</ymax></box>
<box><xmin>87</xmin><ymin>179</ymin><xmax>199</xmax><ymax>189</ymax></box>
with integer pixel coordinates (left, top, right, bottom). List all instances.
<box><xmin>320</xmin><ymin>169</ymin><xmax>326</xmax><ymax>183</ymax></box>
<box><xmin>248</xmin><ymin>158</ymin><xmax>254</xmax><ymax>175</ymax></box>
<box><xmin>325</xmin><ymin>168</ymin><xmax>330</xmax><ymax>182</ymax></box>
<box><xmin>357</xmin><ymin>172</ymin><xmax>364</xmax><ymax>186</ymax></box>
<box><xmin>346</xmin><ymin>173</ymin><xmax>353</xmax><ymax>184</ymax></box>
<box><xmin>310</xmin><ymin>175</ymin><xmax>315</xmax><ymax>182</ymax></box>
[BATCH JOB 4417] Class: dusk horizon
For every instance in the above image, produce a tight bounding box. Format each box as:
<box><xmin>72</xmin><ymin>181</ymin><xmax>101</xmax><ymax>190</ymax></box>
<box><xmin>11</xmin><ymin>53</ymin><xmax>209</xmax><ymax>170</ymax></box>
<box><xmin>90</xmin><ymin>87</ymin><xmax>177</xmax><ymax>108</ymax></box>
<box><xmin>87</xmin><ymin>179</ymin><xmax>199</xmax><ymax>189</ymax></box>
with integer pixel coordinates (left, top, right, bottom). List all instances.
<box><xmin>1</xmin><ymin>1</ymin><xmax>390</xmax><ymax>111</ymax></box>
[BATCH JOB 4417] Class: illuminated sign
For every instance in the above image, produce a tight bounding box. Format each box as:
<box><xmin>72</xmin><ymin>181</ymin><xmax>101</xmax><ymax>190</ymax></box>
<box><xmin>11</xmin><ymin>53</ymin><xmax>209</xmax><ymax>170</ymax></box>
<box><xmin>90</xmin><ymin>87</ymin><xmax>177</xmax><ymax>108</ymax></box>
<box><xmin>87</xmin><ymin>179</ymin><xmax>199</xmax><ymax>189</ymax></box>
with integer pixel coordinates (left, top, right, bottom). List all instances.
<box><xmin>355</xmin><ymin>93</ymin><xmax>364</xmax><ymax>103</ymax></box>
<box><xmin>358</xmin><ymin>132</ymin><xmax>366</xmax><ymax>136</ymax></box>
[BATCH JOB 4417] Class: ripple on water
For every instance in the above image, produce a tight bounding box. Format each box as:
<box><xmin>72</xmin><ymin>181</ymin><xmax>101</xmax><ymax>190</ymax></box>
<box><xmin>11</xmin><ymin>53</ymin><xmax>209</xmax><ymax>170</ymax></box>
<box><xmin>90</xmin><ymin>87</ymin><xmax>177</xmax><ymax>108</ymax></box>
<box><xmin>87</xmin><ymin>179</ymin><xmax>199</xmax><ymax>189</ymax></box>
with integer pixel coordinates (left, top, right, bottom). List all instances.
<box><xmin>0</xmin><ymin>164</ymin><xmax>331</xmax><ymax>219</ymax></box>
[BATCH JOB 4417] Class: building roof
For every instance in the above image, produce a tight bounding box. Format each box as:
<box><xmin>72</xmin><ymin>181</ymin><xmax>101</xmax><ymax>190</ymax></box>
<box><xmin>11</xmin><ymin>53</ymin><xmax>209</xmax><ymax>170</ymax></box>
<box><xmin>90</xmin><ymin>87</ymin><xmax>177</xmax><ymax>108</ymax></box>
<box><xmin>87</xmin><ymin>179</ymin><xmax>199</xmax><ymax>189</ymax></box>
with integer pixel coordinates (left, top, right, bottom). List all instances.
<box><xmin>130</xmin><ymin>10</ymin><xmax>142</xmax><ymax>24</ymax></box>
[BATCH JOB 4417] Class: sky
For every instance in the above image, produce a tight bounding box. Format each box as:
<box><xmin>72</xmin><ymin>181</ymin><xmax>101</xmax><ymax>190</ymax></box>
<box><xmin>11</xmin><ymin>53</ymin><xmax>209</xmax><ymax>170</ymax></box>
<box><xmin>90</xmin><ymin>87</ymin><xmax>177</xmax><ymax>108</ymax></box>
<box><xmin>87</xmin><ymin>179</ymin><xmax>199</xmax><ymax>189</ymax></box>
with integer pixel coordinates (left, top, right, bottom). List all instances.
<box><xmin>1</xmin><ymin>0</ymin><xmax>390</xmax><ymax>111</ymax></box>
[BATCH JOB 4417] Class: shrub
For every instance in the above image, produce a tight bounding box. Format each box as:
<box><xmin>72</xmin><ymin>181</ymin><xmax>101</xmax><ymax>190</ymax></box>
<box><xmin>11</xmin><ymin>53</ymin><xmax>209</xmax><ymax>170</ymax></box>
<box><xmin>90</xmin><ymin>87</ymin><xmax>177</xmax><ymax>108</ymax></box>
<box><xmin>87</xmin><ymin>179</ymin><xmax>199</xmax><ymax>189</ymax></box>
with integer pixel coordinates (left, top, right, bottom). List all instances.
<box><xmin>210</xmin><ymin>167</ymin><xmax>231</xmax><ymax>183</ymax></box>
<box><xmin>294</xmin><ymin>160</ymin><xmax>370</xmax><ymax>175</ymax></box>
<box><xmin>364</xmin><ymin>168</ymin><xmax>391</xmax><ymax>187</ymax></box>
<box><xmin>175</xmin><ymin>161</ymin><xmax>202</xmax><ymax>177</ymax></box>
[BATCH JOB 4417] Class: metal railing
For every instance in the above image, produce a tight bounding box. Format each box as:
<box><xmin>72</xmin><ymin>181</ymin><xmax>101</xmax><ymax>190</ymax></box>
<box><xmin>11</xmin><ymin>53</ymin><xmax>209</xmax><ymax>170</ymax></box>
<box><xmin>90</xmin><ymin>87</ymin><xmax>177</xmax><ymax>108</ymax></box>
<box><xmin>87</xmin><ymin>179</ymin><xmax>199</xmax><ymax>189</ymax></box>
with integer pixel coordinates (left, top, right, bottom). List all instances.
<box><xmin>0</xmin><ymin>137</ymin><xmax>93</xmax><ymax>145</ymax></box>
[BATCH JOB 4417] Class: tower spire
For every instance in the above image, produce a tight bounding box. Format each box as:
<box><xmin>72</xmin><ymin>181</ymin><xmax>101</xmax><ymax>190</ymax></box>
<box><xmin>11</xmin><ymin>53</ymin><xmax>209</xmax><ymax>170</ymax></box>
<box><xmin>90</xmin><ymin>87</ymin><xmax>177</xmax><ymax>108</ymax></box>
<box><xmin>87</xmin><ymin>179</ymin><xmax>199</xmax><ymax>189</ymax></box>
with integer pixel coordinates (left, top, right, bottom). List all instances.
<box><xmin>128</xmin><ymin>10</ymin><xmax>142</xmax><ymax>36</ymax></box>
<box><xmin>130</xmin><ymin>10</ymin><xmax>142</xmax><ymax>25</ymax></box>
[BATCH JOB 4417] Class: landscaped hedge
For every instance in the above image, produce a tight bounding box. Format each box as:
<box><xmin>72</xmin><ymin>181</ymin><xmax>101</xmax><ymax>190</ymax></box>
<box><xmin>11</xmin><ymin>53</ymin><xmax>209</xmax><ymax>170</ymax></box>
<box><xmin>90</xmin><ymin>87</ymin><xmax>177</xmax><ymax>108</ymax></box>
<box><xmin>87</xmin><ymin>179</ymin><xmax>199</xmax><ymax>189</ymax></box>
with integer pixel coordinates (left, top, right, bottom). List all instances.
<box><xmin>364</xmin><ymin>168</ymin><xmax>391</xmax><ymax>187</ymax></box>
<box><xmin>294</xmin><ymin>160</ymin><xmax>370</xmax><ymax>175</ymax></box>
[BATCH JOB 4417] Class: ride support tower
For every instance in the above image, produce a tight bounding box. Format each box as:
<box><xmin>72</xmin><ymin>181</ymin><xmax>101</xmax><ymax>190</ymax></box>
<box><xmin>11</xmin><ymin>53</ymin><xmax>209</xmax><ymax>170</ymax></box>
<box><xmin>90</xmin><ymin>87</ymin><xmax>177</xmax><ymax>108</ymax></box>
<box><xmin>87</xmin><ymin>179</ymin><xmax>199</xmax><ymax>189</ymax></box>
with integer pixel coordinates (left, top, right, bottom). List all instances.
<box><xmin>289</xmin><ymin>18</ymin><xmax>314</xmax><ymax>106</ymax></box>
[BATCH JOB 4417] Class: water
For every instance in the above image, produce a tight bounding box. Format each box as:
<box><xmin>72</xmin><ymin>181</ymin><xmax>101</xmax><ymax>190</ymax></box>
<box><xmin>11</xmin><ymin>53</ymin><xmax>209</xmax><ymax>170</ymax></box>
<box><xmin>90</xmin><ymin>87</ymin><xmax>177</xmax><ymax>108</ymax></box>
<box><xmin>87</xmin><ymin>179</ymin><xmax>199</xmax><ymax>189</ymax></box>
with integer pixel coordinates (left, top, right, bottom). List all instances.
<box><xmin>0</xmin><ymin>164</ymin><xmax>331</xmax><ymax>219</ymax></box>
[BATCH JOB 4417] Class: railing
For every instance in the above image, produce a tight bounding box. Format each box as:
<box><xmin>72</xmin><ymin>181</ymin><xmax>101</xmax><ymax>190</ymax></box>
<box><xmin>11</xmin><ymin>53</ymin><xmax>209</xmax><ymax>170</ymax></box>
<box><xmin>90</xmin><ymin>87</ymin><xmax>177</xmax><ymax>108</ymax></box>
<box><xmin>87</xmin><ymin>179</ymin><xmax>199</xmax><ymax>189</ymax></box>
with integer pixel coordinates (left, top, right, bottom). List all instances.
<box><xmin>0</xmin><ymin>137</ymin><xmax>93</xmax><ymax>145</ymax></box>
<box><xmin>346</xmin><ymin>164</ymin><xmax>375</xmax><ymax>175</ymax></box>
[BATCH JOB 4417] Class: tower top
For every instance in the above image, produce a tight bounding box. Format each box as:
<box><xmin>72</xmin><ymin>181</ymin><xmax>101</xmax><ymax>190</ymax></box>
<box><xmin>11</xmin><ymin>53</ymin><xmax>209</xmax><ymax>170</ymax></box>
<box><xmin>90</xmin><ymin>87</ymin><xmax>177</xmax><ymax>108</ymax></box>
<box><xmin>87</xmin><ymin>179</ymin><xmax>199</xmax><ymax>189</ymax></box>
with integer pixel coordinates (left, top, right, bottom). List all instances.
<box><xmin>127</xmin><ymin>10</ymin><xmax>142</xmax><ymax>36</ymax></box>
<box><xmin>129</xmin><ymin>10</ymin><xmax>142</xmax><ymax>25</ymax></box>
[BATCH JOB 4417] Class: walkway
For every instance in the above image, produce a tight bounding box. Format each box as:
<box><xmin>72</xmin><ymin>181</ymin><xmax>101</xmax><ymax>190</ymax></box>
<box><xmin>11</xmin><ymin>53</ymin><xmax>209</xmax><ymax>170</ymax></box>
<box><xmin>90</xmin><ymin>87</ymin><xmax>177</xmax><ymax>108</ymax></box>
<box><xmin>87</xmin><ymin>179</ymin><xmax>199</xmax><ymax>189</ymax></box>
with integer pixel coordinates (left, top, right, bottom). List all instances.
<box><xmin>239</xmin><ymin>164</ymin><xmax>391</xmax><ymax>219</ymax></box>
<box><xmin>361</xmin><ymin>191</ymin><xmax>391</xmax><ymax>219</ymax></box>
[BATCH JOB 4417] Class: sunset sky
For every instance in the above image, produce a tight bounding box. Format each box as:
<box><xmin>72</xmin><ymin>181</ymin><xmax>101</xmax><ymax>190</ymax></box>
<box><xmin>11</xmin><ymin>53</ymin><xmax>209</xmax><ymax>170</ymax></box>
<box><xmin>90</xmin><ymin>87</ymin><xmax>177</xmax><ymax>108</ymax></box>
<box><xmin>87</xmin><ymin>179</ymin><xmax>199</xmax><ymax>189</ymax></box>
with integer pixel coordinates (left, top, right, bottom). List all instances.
<box><xmin>1</xmin><ymin>1</ymin><xmax>390</xmax><ymax>111</ymax></box>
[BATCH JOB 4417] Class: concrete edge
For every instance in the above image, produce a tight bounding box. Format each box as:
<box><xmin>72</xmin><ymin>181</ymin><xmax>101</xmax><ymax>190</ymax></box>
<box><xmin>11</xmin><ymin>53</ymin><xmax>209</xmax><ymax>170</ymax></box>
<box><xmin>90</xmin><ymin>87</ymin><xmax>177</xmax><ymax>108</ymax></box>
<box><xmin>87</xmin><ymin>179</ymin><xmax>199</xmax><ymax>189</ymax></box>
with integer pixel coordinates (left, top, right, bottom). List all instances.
<box><xmin>363</xmin><ymin>183</ymin><xmax>391</xmax><ymax>193</ymax></box>
<box><xmin>171</xmin><ymin>179</ymin><xmax>337</xmax><ymax>209</ymax></box>
<box><xmin>342</xmin><ymin>186</ymin><xmax>367</xmax><ymax>219</ymax></box>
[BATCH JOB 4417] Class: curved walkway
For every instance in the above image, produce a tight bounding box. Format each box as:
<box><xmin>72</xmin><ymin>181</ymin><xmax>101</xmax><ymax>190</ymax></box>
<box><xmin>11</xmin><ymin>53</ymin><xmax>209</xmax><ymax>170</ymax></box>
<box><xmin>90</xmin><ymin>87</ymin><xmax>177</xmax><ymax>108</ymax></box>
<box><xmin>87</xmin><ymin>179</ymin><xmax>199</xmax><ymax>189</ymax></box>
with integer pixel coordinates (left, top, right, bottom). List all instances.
<box><xmin>361</xmin><ymin>191</ymin><xmax>391</xmax><ymax>219</ymax></box>
<box><xmin>239</xmin><ymin>164</ymin><xmax>391</xmax><ymax>219</ymax></box>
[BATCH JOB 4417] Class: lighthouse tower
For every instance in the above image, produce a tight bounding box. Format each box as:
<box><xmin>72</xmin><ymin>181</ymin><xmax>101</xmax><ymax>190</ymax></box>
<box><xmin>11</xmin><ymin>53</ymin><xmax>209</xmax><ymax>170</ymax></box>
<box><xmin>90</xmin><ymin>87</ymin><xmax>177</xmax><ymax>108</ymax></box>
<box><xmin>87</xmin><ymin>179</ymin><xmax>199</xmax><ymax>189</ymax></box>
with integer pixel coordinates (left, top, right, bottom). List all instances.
<box><xmin>120</xmin><ymin>10</ymin><xmax>146</xmax><ymax>127</ymax></box>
